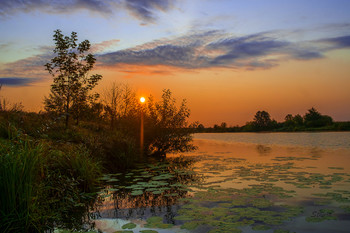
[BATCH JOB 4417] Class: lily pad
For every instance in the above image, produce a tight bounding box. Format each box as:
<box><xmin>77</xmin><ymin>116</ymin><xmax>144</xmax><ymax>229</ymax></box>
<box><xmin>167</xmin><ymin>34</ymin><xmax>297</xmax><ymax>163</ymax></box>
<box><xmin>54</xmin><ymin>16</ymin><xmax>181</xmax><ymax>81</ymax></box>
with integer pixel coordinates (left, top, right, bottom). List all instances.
<box><xmin>121</xmin><ymin>223</ymin><xmax>136</xmax><ymax>229</ymax></box>
<box><xmin>274</xmin><ymin>230</ymin><xmax>290</xmax><ymax>233</ymax></box>
<box><xmin>144</xmin><ymin>216</ymin><xmax>173</xmax><ymax>229</ymax></box>
<box><xmin>180</xmin><ymin>221</ymin><xmax>199</xmax><ymax>230</ymax></box>
<box><xmin>130</xmin><ymin>190</ymin><xmax>144</xmax><ymax>196</ymax></box>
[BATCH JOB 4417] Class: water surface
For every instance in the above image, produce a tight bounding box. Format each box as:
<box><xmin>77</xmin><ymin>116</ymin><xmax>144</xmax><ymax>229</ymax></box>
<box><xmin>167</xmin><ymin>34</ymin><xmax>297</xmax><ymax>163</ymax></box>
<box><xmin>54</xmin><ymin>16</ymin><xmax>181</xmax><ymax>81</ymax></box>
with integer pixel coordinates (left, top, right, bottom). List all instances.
<box><xmin>194</xmin><ymin>132</ymin><xmax>350</xmax><ymax>149</ymax></box>
<box><xmin>87</xmin><ymin>132</ymin><xmax>350</xmax><ymax>233</ymax></box>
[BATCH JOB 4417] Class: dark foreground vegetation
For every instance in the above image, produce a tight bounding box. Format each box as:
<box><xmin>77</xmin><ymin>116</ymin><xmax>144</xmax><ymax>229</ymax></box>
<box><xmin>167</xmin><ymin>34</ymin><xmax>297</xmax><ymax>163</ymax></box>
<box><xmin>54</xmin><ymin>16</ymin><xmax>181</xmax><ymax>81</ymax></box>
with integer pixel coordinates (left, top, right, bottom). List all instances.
<box><xmin>196</xmin><ymin>108</ymin><xmax>350</xmax><ymax>133</ymax></box>
<box><xmin>0</xmin><ymin>30</ymin><xmax>195</xmax><ymax>232</ymax></box>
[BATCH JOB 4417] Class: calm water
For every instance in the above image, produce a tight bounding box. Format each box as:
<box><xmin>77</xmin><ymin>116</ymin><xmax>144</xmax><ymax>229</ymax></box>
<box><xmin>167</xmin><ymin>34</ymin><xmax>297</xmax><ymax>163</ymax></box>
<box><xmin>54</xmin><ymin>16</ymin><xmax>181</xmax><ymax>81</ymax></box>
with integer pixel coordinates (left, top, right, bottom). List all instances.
<box><xmin>194</xmin><ymin>132</ymin><xmax>350</xmax><ymax>149</ymax></box>
<box><xmin>81</xmin><ymin>132</ymin><xmax>350</xmax><ymax>233</ymax></box>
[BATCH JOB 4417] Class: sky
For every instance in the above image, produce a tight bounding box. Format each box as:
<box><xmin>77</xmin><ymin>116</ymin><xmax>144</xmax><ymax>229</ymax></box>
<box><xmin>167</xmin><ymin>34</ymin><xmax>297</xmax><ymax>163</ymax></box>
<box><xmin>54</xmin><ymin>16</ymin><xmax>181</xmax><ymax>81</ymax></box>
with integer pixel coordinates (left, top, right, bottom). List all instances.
<box><xmin>0</xmin><ymin>0</ymin><xmax>350</xmax><ymax>126</ymax></box>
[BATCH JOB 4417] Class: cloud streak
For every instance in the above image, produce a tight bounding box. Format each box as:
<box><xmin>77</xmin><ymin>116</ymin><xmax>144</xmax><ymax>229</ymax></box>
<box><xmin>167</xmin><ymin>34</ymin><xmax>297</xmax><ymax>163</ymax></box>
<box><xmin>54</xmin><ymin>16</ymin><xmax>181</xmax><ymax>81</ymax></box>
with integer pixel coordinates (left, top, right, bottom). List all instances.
<box><xmin>0</xmin><ymin>77</ymin><xmax>41</xmax><ymax>86</ymax></box>
<box><xmin>99</xmin><ymin>31</ymin><xmax>344</xmax><ymax>70</ymax></box>
<box><xmin>1</xmin><ymin>31</ymin><xmax>349</xmax><ymax>86</ymax></box>
<box><xmin>0</xmin><ymin>0</ymin><xmax>177</xmax><ymax>24</ymax></box>
<box><xmin>124</xmin><ymin>0</ymin><xmax>175</xmax><ymax>23</ymax></box>
<box><xmin>319</xmin><ymin>35</ymin><xmax>350</xmax><ymax>49</ymax></box>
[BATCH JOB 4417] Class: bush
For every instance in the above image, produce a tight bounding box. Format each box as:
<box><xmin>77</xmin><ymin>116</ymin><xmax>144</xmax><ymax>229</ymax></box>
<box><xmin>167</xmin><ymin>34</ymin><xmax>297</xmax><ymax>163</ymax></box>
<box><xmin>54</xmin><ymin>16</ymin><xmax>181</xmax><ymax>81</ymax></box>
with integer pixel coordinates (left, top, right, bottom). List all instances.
<box><xmin>86</xmin><ymin>131</ymin><xmax>137</xmax><ymax>171</ymax></box>
<box><xmin>47</xmin><ymin>145</ymin><xmax>102</xmax><ymax>192</ymax></box>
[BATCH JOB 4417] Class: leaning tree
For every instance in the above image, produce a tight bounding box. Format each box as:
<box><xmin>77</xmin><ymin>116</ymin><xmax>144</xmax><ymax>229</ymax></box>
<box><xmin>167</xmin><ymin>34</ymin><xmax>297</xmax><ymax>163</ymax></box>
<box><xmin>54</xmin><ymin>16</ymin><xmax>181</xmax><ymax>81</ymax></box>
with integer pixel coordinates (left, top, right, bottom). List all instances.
<box><xmin>44</xmin><ymin>29</ymin><xmax>102</xmax><ymax>127</ymax></box>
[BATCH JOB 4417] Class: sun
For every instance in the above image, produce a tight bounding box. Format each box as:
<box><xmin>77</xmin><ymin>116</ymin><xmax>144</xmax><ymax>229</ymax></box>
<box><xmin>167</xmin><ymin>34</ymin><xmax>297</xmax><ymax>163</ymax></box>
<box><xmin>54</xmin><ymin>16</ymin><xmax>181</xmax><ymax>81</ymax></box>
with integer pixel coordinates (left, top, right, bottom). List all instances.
<box><xmin>140</xmin><ymin>97</ymin><xmax>146</xmax><ymax>103</ymax></box>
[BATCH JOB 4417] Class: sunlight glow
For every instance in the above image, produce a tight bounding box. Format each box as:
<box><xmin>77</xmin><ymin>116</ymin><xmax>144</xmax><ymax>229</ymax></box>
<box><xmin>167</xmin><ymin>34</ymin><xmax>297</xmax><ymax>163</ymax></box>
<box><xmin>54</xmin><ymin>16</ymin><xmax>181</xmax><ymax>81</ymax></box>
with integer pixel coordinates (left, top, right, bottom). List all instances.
<box><xmin>140</xmin><ymin>97</ymin><xmax>146</xmax><ymax>103</ymax></box>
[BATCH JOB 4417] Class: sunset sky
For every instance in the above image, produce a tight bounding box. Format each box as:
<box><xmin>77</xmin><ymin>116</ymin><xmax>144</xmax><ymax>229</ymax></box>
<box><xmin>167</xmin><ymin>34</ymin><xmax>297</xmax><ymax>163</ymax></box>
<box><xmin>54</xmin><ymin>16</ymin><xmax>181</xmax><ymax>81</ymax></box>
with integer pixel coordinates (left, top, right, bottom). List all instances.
<box><xmin>0</xmin><ymin>0</ymin><xmax>350</xmax><ymax>126</ymax></box>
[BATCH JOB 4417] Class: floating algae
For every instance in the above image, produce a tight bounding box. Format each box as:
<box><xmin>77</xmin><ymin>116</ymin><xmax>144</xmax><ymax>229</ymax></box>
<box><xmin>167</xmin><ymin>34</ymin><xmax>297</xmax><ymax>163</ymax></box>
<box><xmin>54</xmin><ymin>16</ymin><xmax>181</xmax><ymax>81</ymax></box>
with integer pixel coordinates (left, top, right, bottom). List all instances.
<box><xmin>174</xmin><ymin>184</ymin><xmax>304</xmax><ymax>232</ymax></box>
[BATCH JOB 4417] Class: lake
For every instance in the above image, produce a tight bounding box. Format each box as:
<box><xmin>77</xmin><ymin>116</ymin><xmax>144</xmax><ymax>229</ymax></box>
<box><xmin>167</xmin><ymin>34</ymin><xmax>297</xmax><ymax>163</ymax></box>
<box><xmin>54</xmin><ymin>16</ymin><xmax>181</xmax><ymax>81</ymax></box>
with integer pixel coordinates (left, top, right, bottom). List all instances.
<box><xmin>84</xmin><ymin>132</ymin><xmax>350</xmax><ymax>233</ymax></box>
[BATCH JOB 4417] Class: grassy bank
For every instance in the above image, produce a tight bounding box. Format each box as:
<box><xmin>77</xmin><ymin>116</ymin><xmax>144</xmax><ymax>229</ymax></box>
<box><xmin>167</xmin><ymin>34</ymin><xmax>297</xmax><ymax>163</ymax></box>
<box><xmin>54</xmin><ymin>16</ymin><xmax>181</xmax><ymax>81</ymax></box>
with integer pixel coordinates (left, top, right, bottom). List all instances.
<box><xmin>0</xmin><ymin>122</ymin><xmax>104</xmax><ymax>232</ymax></box>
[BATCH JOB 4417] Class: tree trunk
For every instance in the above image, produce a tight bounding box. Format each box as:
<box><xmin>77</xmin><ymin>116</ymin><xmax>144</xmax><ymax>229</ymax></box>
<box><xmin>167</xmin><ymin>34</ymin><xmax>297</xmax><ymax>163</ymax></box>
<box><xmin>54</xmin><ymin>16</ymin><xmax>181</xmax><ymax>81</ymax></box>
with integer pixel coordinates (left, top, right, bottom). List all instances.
<box><xmin>66</xmin><ymin>93</ymin><xmax>70</xmax><ymax>129</ymax></box>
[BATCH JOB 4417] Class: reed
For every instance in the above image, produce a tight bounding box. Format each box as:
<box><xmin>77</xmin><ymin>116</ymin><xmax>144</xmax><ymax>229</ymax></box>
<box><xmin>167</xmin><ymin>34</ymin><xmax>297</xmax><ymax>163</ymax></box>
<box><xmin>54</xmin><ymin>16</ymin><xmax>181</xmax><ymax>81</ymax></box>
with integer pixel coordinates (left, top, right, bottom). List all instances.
<box><xmin>0</xmin><ymin>125</ymin><xmax>42</xmax><ymax>232</ymax></box>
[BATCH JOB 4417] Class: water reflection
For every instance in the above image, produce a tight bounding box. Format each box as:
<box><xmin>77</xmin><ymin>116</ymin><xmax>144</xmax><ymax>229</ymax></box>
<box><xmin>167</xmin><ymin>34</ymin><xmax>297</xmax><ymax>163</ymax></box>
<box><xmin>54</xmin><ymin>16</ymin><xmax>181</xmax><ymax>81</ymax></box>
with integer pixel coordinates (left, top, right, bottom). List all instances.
<box><xmin>256</xmin><ymin>144</ymin><xmax>272</xmax><ymax>155</ymax></box>
<box><xmin>61</xmin><ymin>134</ymin><xmax>350</xmax><ymax>233</ymax></box>
<box><xmin>93</xmin><ymin>156</ymin><xmax>203</xmax><ymax>222</ymax></box>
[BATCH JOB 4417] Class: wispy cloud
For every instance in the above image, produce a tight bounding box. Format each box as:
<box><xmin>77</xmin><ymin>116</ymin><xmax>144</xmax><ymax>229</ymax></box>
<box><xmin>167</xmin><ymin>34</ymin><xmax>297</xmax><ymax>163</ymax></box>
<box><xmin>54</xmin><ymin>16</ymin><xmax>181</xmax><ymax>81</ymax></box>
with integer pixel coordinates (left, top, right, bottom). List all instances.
<box><xmin>0</xmin><ymin>53</ymin><xmax>52</xmax><ymax>78</ymax></box>
<box><xmin>0</xmin><ymin>0</ymin><xmax>177</xmax><ymax>24</ymax></box>
<box><xmin>319</xmin><ymin>35</ymin><xmax>350</xmax><ymax>49</ymax></box>
<box><xmin>0</xmin><ymin>0</ymin><xmax>112</xmax><ymax>16</ymax></box>
<box><xmin>124</xmin><ymin>0</ymin><xmax>175</xmax><ymax>23</ymax></box>
<box><xmin>90</xmin><ymin>39</ymin><xmax>120</xmax><ymax>54</ymax></box>
<box><xmin>0</xmin><ymin>77</ymin><xmax>41</xmax><ymax>86</ymax></box>
<box><xmin>1</xmin><ymin>30</ymin><xmax>349</xmax><ymax>86</ymax></box>
<box><xmin>0</xmin><ymin>42</ymin><xmax>13</xmax><ymax>51</ymax></box>
<box><xmin>98</xmin><ymin>30</ymin><xmax>346</xmax><ymax>70</ymax></box>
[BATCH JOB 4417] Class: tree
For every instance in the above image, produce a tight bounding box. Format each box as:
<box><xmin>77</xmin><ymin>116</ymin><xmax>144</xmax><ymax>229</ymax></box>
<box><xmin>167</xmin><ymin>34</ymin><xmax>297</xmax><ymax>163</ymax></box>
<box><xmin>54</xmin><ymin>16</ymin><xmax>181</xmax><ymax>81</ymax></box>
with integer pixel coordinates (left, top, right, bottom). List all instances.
<box><xmin>253</xmin><ymin>110</ymin><xmax>272</xmax><ymax>131</ymax></box>
<box><xmin>284</xmin><ymin>113</ymin><xmax>304</xmax><ymax>129</ymax></box>
<box><xmin>44</xmin><ymin>29</ymin><xmax>102</xmax><ymax>128</ymax></box>
<box><xmin>304</xmin><ymin>107</ymin><xmax>322</xmax><ymax>123</ymax></box>
<box><xmin>103</xmin><ymin>82</ymin><xmax>122</xmax><ymax>128</ymax></box>
<box><xmin>102</xmin><ymin>83</ymin><xmax>139</xmax><ymax>131</ymax></box>
<box><xmin>293</xmin><ymin>114</ymin><xmax>303</xmax><ymax>126</ymax></box>
<box><xmin>220</xmin><ymin>122</ymin><xmax>227</xmax><ymax>129</ymax></box>
<box><xmin>304</xmin><ymin>107</ymin><xmax>333</xmax><ymax>127</ymax></box>
<box><xmin>145</xmin><ymin>89</ymin><xmax>196</xmax><ymax>157</ymax></box>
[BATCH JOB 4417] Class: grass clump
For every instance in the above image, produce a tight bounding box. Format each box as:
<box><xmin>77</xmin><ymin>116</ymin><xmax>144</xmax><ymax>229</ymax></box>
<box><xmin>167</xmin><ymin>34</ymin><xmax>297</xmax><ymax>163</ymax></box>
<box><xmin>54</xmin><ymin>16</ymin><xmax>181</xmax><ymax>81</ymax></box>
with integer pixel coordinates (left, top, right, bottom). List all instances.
<box><xmin>0</xmin><ymin>125</ymin><xmax>103</xmax><ymax>232</ymax></box>
<box><xmin>0</xmin><ymin>133</ymin><xmax>41</xmax><ymax>232</ymax></box>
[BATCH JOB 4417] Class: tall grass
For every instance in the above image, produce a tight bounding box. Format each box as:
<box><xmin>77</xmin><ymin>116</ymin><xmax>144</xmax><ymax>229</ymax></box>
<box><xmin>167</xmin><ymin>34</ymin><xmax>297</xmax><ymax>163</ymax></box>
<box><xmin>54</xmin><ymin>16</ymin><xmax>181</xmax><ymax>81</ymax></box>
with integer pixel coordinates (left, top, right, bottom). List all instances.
<box><xmin>49</xmin><ymin>145</ymin><xmax>102</xmax><ymax>192</ymax></box>
<box><xmin>0</xmin><ymin>125</ymin><xmax>42</xmax><ymax>232</ymax></box>
<box><xmin>0</xmin><ymin>124</ymin><xmax>103</xmax><ymax>232</ymax></box>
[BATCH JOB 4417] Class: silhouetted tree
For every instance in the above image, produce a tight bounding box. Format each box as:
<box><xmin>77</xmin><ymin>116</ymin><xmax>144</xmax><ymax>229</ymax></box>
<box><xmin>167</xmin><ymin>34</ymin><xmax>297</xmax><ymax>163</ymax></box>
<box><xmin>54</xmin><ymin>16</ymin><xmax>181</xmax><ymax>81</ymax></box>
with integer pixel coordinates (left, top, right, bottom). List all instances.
<box><xmin>304</xmin><ymin>107</ymin><xmax>322</xmax><ymax>123</ymax></box>
<box><xmin>197</xmin><ymin>123</ymin><xmax>205</xmax><ymax>130</ymax></box>
<box><xmin>304</xmin><ymin>107</ymin><xmax>333</xmax><ymax>127</ymax></box>
<box><xmin>145</xmin><ymin>89</ymin><xmax>196</xmax><ymax>157</ymax></box>
<box><xmin>284</xmin><ymin>113</ymin><xmax>303</xmax><ymax>128</ymax></box>
<box><xmin>293</xmin><ymin>114</ymin><xmax>303</xmax><ymax>126</ymax></box>
<box><xmin>103</xmin><ymin>82</ymin><xmax>122</xmax><ymax>128</ymax></box>
<box><xmin>253</xmin><ymin>110</ymin><xmax>273</xmax><ymax>131</ymax></box>
<box><xmin>284</xmin><ymin>114</ymin><xmax>294</xmax><ymax>127</ymax></box>
<box><xmin>44</xmin><ymin>29</ymin><xmax>102</xmax><ymax>128</ymax></box>
<box><xmin>220</xmin><ymin>122</ymin><xmax>227</xmax><ymax>129</ymax></box>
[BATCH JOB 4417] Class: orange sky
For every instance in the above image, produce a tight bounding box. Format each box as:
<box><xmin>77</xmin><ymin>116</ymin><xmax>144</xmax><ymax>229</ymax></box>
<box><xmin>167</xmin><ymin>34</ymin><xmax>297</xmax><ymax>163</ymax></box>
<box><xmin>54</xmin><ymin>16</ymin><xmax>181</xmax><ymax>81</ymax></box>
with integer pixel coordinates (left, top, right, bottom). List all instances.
<box><xmin>1</xmin><ymin>1</ymin><xmax>350</xmax><ymax>126</ymax></box>
<box><xmin>2</xmin><ymin>50</ymin><xmax>349</xmax><ymax>126</ymax></box>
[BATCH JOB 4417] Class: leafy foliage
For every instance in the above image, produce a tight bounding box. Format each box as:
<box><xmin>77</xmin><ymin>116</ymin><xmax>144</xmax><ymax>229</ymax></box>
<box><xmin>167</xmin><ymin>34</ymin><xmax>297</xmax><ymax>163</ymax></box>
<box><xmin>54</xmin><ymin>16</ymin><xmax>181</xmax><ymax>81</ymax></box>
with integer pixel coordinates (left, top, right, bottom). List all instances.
<box><xmin>303</xmin><ymin>107</ymin><xmax>333</xmax><ymax>127</ymax></box>
<box><xmin>252</xmin><ymin>110</ymin><xmax>277</xmax><ymax>131</ymax></box>
<box><xmin>145</xmin><ymin>89</ymin><xmax>196</xmax><ymax>156</ymax></box>
<box><xmin>44</xmin><ymin>29</ymin><xmax>102</xmax><ymax>127</ymax></box>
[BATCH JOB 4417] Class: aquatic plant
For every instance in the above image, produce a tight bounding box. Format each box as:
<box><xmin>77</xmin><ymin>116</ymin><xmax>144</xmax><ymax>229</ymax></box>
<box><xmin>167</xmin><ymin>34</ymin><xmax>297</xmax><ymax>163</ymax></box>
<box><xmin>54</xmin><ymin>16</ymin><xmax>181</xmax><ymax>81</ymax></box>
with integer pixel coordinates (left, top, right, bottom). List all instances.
<box><xmin>122</xmin><ymin>222</ymin><xmax>137</xmax><ymax>229</ymax></box>
<box><xmin>144</xmin><ymin>216</ymin><xmax>173</xmax><ymax>229</ymax></box>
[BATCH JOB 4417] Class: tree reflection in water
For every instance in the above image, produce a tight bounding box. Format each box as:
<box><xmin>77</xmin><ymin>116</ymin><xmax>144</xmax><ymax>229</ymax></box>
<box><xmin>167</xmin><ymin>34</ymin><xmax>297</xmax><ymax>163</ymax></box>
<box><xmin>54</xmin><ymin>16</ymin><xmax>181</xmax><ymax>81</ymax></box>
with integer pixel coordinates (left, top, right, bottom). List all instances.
<box><xmin>93</xmin><ymin>156</ymin><xmax>203</xmax><ymax>223</ymax></box>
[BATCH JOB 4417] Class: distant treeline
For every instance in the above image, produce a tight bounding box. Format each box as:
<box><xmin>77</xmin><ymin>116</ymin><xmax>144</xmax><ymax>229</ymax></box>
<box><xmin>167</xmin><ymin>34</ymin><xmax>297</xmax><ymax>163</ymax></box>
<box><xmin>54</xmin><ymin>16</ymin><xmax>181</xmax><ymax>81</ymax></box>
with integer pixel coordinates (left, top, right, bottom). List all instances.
<box><xmin>194</xmin><ymin>108</ymin><xmax>350</xmax><ymax>133</ymax></box>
